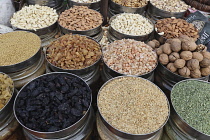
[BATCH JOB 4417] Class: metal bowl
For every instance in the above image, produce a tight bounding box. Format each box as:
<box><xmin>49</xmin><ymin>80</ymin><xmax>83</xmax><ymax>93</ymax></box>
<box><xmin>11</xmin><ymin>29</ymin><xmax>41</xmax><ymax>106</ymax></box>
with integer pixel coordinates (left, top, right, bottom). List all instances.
<box><xmin>154</xmin><ymin>29</ymin><xmax>167</xmax><ymax>44</ymax></box>
<box><xmin>0</xmin><ymin>73</ymin><xmax>15</xmax><ymax>126</ymax></box>
<box><xmin>26</xmin><ymin>0</ymin><xmax>64</xmax><ymax>9</ymax></box>
<box><xmin>147</xmin><ymin>2</ymin><xmax>187</xmax><ymax>19</ymax></box>
<box><xmin>67</xmin><ymin>0</ymin><xmax>100</xmax><ymax>11</ymax></box>
<box><xmin>0</xmin><ymin>31</ymin><xmax>41</xmax><ymax>73</ymax></box>
<box><xmin>45</xmin><ymin>35</ymin><xmax>102</xmax><ymax>77</ymax></box>
<box><xmin>109</xmin><ymin>0</ymin><xmax>147</xmax><ymax>14</ymax></box>
<box><xmin>170</xmin><ymin>79</ymin><xmax>210</xmax><ymax>139</ymax></box>
<box><xmin>58</xmin><ymin>11</ymin><xmax>103</xmax><ymax>37</ymax></box>
<box><xmin>13</xmin><ymin>72</ymin><xmax>92</xmax><ymax>139</ymax></box>
<box><xmin>109</xmin><ymin>14</ymin><xmax>154</xmax><ymax>41</ymax></box>
<box><xmin>97</xmin><ymin>76</ymin><xmax>170</xmax><ymax>139</ymax></box>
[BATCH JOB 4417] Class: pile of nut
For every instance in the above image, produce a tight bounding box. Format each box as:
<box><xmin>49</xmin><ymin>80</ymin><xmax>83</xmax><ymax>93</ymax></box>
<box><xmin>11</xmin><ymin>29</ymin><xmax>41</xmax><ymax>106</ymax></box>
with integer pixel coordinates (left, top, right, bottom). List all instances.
<box><xmin>10</xmin><ymin>5</ymin><xmax>58</xmax><ymax>30</ymax></box>
<box><xmin>112</xmin><ymin>0</ymin><xmax>148</xmax><ymax>8</ymax></box>
<box><xmin>150</xmin><ymin>0</ymin><xmax>189</xmax><ymax>12</ymax></box>
<box><xmin>0</xmin><ymin>73</ymin><xmax>13</xmax><ymax>109</ymax></box>
<box><xmin>111</xmin><ymin>13</ymin><xmax>154</xmax><ymax>36</ymax></box>
<box><xmin>148</xmin><ymin>35</ymin><xmax>210</xmax><ymax>78</ymax></box>
<box><xmin>59</xmin><ymin>6</ymin><xmax>103</xmax><ymax>31</ymax></box>
<box><xmin>46</xmin><ymin>34</ymin><xmax>102</xmax><ymax>70</ymax></box>
<box><xmin>103</xmin><ymin>39</ymin><xmax>157</xmax><ymax>75</ymax></box>
<box><xmin>155</xmin><ymin>18</ymin><xmax>199</xmax><ymax>39</ymax></box>
<box><xmin>71</xmin><ymin>0</ymin><xmax>100</xmax><ymax>3</ymax></box>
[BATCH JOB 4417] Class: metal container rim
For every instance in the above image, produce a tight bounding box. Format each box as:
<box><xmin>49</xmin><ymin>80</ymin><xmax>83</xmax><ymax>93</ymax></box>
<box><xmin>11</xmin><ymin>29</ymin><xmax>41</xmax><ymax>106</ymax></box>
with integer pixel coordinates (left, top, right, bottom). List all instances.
<box><xmin>0</xmin><ymin>31</ymin><xmax>41</xmax><ymax>70</ymax></box>
<box><xmin>97</xmin><ymin>75</ymin><xmax>170</xmax><ymax>138</ymax></box>
<box><xmin>0</xmin><ymin>72</ymin><xmax>15</xmax><ymax>111</ymax></box>
<box><xmin>68</xmin><ymin>0</ymin><xmax>101</xmax><ymax>4</ymax></box>
<box><xmin>13</xmin><ymin>72</ymin><xmax>92</xmax><ymax>134</ymax></box>
<box><xmin>110</xmin><ymin>0</ymin><xmax>148</xmax><ymax>9</ymax></box>
<box><xmin>45</xmin><ymin>34</ymin><xmax>102</xmax><ymax>71</ymax></box>
<box><xmin>109</xmin><ymin>13</ymin><xmax>155</xmax><ymax>37</ymax></box>
<box><xmin>170</xmin><ymin>79</ymin><xmax>210</xmax><ymax>137</ymax></box>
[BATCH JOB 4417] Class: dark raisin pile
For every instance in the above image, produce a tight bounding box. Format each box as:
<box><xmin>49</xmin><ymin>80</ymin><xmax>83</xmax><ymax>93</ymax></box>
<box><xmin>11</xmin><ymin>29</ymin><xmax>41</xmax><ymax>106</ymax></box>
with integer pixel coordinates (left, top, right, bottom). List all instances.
<box><xmin>15</xmin><ymin>73</ymin><xmax>91</xmax><ymax>132</ymax></box>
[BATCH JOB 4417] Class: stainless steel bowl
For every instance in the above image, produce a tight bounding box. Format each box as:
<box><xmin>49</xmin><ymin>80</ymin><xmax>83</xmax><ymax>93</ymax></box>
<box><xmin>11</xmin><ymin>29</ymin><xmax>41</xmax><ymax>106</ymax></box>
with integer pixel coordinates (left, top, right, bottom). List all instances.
<box><xmin>147</xmin><ymin>2</ymin><xmax>187</xmax><ymax>19</ymax></box>
<box><xmin>0</xmin><ymin>73</ymin><xmax>15</xmax><ymax>126</ymax></box>
<box><xmin>109</xmin><ymin>0</ymin><xmax>147</xmax><ymax>14</ymax></box>
<box><xmin>45</xmin><ymin>35</ymin><xmax>102</xmax><ymax>77</ymax></box>
<box><xmin>109</xmin><ymin>14</ymin><xmax>154</xmax><ymax>41</ymax></box>
<box><xmin>97</xmin><ymin>76</ymin><xmax>170</xmax><ymax>139</ymax></box>
<box><xmin>0</xmin><ymin>31</ymin><xmax>41</xmax><ymax>73</ymax></box>
<box><xmin>13</xmin><ymin>72</ymin><xmax>92</xmax><ymax>139</ymax></box>
<box><xmin>67</xmin><ymin>0</ymin><xmax>100</xmax><ymax>11</ymax></box>
<box><xmin>170</xmin><ymin>79</ymin><xmax>210</xmax><ymax>139</ymax></box>
<box><xmin>26</xmin><ymin>0</ymin><xmax>64</xmax><ymax>9</ymax></box>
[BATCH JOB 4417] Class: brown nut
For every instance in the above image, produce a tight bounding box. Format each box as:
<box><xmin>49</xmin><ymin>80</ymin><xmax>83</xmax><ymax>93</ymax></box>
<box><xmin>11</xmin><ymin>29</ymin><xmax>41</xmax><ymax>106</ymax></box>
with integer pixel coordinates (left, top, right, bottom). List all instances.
<box><xmin>169</xmin><ymin>38</ymin><xmax>181</xmax><ymax>52</ymax></box>
<box><xmin>162</xmin><ymin>43</ymin><xmax>171</xmax><ymax>55</ymax></box>
<box><xmin>179</xmin><ymin>35</ymin><xmax>191</xmax><ymax>42</ymax></box>
<box><xmin>178</xmin><ymin>67</ymin><xmax>190</xmax><ymax>77</ymax></box>
<box><xmin>201</xmin><ymin>66</ymin><xmax>210</xmax><ymax>76</ymax></box>
<box><xmin>187</xmin><ymin>59</ymin><xmax>200</xmax><ymax>70</ymax></box>
<box><xmin>156</xmin><ymin>46</ymin><xmax>163</xmax><ymax>56</ymax></box>
<box><xmin>167</xmin><ymin>63</ymin><xmax>177</xmax><ymax>72</ymax></box>
<box><xmin>200</xmin><ymin>58</ymin><xmax>210</xmax><ymax>68</ymax></box>
<box><xmin>192</xmin><ymin>52</ymin><xmax>203</xmax><ymax>62</ymax></box>
<box><xmin>159</xmin><ymin>54</ymin><xmax>169</xmax><ymax>65</ymax></box>
<box><xmin>202</xmin><ymin>51</ymin><xmax>210</xmax><ymax>59</ymax></box>
<box><xmin>152</xmin><ymin>39</ymin><xmax>160</xmax><ymax>48</ymax></box>
<box><xmin>181</xmin><ymin>40</ymin><xmax>197</xmax><ymax>51</ymax></box>
<box><xmin>174</xmin><ymin>59</ymin><xmax>186</xmax><ymax>69</ymax></box>
<box><xmin>180</xmin><ymin>51</ymin><xmax>192</xmax><ymax>61</ymax></box>
<box><xmin>147</xmin><ymin>41</ymin><xmax>156</xmax><ymax>49</ymax></box>
<box><xmin>190</xmin><ymin>69</ymin><xmax>201</xmax><ymax>78</ymax></box>
<box><xmin>169</xmin><ymin>52</ymin><xmax>180</xmax><ymax>62</ymax></box>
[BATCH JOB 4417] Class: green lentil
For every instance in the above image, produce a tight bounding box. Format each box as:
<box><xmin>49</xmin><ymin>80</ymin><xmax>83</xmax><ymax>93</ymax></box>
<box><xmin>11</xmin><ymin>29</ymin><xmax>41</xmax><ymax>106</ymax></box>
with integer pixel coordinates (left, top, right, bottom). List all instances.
<box><xmin>171</xmin><ymin>80</ymin><xmax>210</xmax><ymax>135</ymax></box>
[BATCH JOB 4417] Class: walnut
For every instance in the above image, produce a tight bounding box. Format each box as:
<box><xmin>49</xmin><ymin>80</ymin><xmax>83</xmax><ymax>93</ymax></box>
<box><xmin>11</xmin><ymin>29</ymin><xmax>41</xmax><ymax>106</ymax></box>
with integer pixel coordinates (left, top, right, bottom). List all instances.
<box><xmin>169</xmin><ymin>52</ymin><xmax>180</xmax><ymax>62</ymax></box>
<box><xmin>187</xmin><ymin>59</ymin><xmax>200</xmax><ymax>70</ymax></box>
<box><xmin>162</xmin><ymin>43</ymin><xmax>171</xmax><ymax>55</ymax></box>
<box><xmin>159</xmin><ymin>54</ymin><xmax>169</xmax><ymax>65</ymax></box>
<box><xmin>152</xmin><ymin>39</ymin><xmax>160</xmax><ymax>48</ymax></box>
<box><xmin>178</xmin><ymin>67</ymin><xmax>190</xmax><ymax>77</ymax></box>
<box><xmin>190</xmin><ymin>69</ymin><xmax>201</xmax><ymax>78</ymax></box>
<box><xmin>156</xmin><ymin>46</ymin><xmax>163</xmax><ymax>55</ymax></box>
<box><xmin>180</xmin><ymin>51</ymin><xmax>192</xmax><ymax>61</ymax></box>
<box><xmin>202</xmin><ymin>52</ymin><xmax>210</xmax><ymax>59</ymax></box>
<box><xmin>200</xmin><ymin>58</ymin><xmax>210</xmax><ymax>68</ymax></box>
<box><xmin>179</xmin><ymin>35</ymin><xmax>191</xmax><ymax>42</ymax></box>
<box><xmin>181</xmin><ymin>40</ymin><xmax>197</xmax><ymax>51</ymax></box>
<box><xmin>167</xmin><ymin>63</ymin><xmax>177</xmax><ymax>72</ymax></box>
<box><xmin>169</xmin><ymin>38</ymin><xmax>181</xmax><ymax>52</ymax></box>
<box><xmin>201</xmin><ymin>66</ymin><xmax>210</xmax><ymax>76</ymax></box>
<box><xmin>192</xmin><ymin>52</ymin><xmax>203</xmax><ymax>62</ymax></box>
<box><xmin>174</xmin><ymin>59</ymin><xmax>186</xmax><ymax>69</ymax></box>
<box><xmin>147</xmin><ymin>41</ymin><xmax>156</xmax><ymax>49</ymax></box>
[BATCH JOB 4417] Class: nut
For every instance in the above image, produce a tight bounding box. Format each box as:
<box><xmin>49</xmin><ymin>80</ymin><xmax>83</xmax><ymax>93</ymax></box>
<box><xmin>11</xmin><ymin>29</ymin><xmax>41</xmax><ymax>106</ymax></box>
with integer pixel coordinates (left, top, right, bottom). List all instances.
<box><xmin>169</xmin><ymin>38</ymin><xmax>181</xmax><ymax>52</ymax></box>
<box><xmin>192</xmin><ymin>52</ymin><xmax>203</xmax><ymax>62</ymax></box>
<box><xmin>178</xmin><ymin>67</ymin><xmax>190</xmax><ymax>77</ymax></box>
<box><xmin>200</xmin><ymin>58</ymin><xmax>210</xmax><ymax>68</ymax></box>
<box><xmin>162</xmin><ymin>43</ymin><xmax>171</xmax><ymax>55</ymax></box>
<box><xmin>169</xmin><ymin>52</ymin><xmax>180</xmax><ymax>62</ymax></box>
<box><xmin>159</xmin><ymin>54</ymin><xmax>169</xmax><ymax>65</ymax></box>
<box><xmin>152</xmin><ymin>39</ymin><xmax>160</xmax><ymax>48</ymax></box>
<box><xmin>190</xmin><ymin>69</ymin><xmax>201</xmax><ymax>78</ymax></box>
<box><xmin>167</xmin><ymin>63</ymin><xmax>177</xmax><ymax>72</ymax></box>
<box><xmin>201</xmin><ymin>67</ymin><xmax>210</xmax><ymax>76</ymax></box>
<box><xmin>187</xmin><ymin>59</ymin><xmax>200</xmax><ymax>70</ymax></box>
<box><xmin>202</xmin><ymin>52</ymin><xmax>210</xmax><ymax>59</ymax></box>
<box><xmin>180</xmin><ymin>51</ymin><xmax>192</xmax><ymax>61</ymax></box>
<box><xmin>156</xmin><ymin>46</ymin><xmax>163</xmax><ymax>56</ymax></box>
<box><xmin>174</xmin><ymin>59</ymin><xmax>185</xmax><ymax>68</ymax></box>
<box><xmin>147</xmin><ymin>41</ymin><xmax>156</xmax><ymax>49</ymax></box>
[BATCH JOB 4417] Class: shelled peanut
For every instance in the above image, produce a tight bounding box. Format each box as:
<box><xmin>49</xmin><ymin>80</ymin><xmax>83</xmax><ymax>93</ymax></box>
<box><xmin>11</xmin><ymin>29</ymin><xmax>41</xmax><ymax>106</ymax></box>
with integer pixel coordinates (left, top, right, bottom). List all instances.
<box><xmin>147</xmin><ymin>35</ymin><xmax>210</xmax><ymax>78</ymax></box>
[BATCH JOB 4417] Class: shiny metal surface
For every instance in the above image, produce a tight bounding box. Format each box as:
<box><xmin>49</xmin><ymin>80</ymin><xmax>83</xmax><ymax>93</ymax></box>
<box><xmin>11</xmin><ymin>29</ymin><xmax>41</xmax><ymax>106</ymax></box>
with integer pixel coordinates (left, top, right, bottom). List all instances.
<box><xmin>109</xmin><ymin>0</ymin><xmax>147</xmax><ymax>14</ymax></box>
<box><xmin>14</xmin><ymin>72</ymin><xmax>92</xmax><ymax>139</ymax></box>
<box><xmin>97</xmin><ymin>76</ymin><xmax>170</xmax><ymax>140</ymax></box>
<box><xmin>67</xmin><ymin>0</ymin><xmax>100</xmax><ymax>10</ymax></box>
<box><xmin>154</xmin><ymin>63</ymin><xmax>209</xmax><ymax>96</ymax></box>
<box><xmin>147</xmin><ymin>2</ymin><xmax>186</xmax><ymax>19</ymax></box>
<box><xmin>26</xmin><ymin>0</ymin><xmax>64</xmax><ymax>8</ymax></box>
<box><xmin>170</xmin><ymin>79</ymin><xmax>210</xmax><ymax>140</ymax></box>
<box><xmin>109</xmin><ymin>14</ymin><xmax>154</xmax><ymax>41</ymax></box>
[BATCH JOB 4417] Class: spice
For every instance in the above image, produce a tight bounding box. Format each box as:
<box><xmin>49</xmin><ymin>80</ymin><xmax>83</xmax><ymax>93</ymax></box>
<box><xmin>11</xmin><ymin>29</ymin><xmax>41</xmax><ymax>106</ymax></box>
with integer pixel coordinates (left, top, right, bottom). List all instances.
<box><xmin>150</xmin><ymin>0</ymin><xmax>189</xmax><ymax>12</ymax></box>
<box><xmin>15</xmin><ymin>73</ymin><xmax>91</xmax><ymax>132</ymax></box>
<box><xmin>110</xmin><ymin>13</ymin><xmax>154</xmax><ymax>36</ymax></box>
<box><xmin>98</xmin><ymin>76</ymin><xmax>169</xmax><ymax>134</ymax></box>
<box><xmin>171</xmin><ymin>80</ymin><xmax>210</xmax><ymax>135</ymax></box>
<box><xmin>58</xmin><ymin>6</ymin><xmax>103</xmax><ymax>31</ymax></box>
<box><xmin>112</xmin><ymin>0</ymin><xmax>148</xmax><ymax>8</ymax></box>
<box><xmin>10</xmin><ymin>5</ymin><xmax>58</xmax><ymax>30</ymax></box>
<box><xmin>0</xmin><ymin>31</ymin><xmax>41</xmax><ymax>66</ymax></box>
<box><xmin>0</xmin><ymin>73</ymin><xmax>13</xmax><ymax>109</ymax></box>
<box><xmin>103</xmin><ymin>39</ymin><xmax>157</xmax><ymax>75</ymax></box>
<box><xmin>46</xmin><ymin>34</ymin><xmax>101</xmax><ymax>70</ymax></box>
<box><xmin>155</xmin><ymin>18</ymin><xmax>199</xmax><ymax>39</ymax></box>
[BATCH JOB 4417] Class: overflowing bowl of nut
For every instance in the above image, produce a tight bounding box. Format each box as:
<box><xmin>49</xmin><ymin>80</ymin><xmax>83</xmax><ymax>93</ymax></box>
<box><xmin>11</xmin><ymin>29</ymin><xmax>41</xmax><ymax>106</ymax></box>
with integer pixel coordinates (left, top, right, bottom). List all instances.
<box><xmin>58</xmin><ymin>6</ymin><xmax>103</xmax><ymax>37</ymax></box>
<box><xmin>109</xmin><ymin>13</ymin><xmax>154</xmax><ymax>42</ymax></box>
<box><xmin>10</xmin><ymin>5</ymin><xmax>58</xmax><ymax>37</ymax></box>
<box><xmin>109</xmin><ymin>0</ymin><xmax>148</xmax><ymax>15</ymax></box>
<box><xmin>67</xmin><ymin>0</ymin><xmax>101</xmax><ymax>11</ymax></box>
